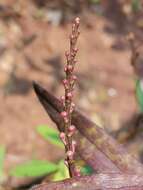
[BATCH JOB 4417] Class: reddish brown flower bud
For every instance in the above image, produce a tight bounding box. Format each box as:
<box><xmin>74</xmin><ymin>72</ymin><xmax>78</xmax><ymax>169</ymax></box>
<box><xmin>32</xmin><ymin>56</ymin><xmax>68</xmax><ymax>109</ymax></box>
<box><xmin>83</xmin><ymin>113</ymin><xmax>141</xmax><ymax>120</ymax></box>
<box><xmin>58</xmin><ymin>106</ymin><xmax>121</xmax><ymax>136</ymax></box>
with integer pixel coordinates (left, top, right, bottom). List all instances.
<box><xmin>70</xmin><ymin>35</ymin><xmax>74</xmax><ymax>40</ymax></box>
<box><xmin>67</xmin><ymin>92</ymin><xmax>73</xmax><ymax>99</ymax></box>
<box><xmin>71</xmin><ymin>51</ymin><xmax>76</xmax><ymax>57</ymax></box>
<box><xmin>70</xmin><ymin>102</ymin><xmax>75</xmax><ymax>113</ymax></box>
<box><xmin>60</xmin><ymin>132</ymin><xmax>65</xmax><ymax>139</ymax></box>
<box><xmin>64</xmin><ymin>66</ymin><xmax>67</xmax><ymax>72</ymax></box>
<box><xmin>73</xmin><ymin>60</ymin><xmax>77</xmax><ymax>65</ymax></box>
<box><xmin>68</xmin><ymin>125</ymin><xmax>76</xmax><ymax>137</ymax></box>
<box><xmin>62</xmin><ymin>79</ymin><xmax>68</xmax><ymax>85</ymax></box>
<box><xmin>65</xmin><ymin>86</ymin><xmax>70</xmax><ymax>90</ymax></box>
<box><xmin>70</xmin><ymin>107</ymin><xmax>73</xmax><ymax>113</ymax></box>
<box><xmin>65</xmin><ymin>51</ymin><xmax>69</xmax><ymax>57</ymax></box>
<box><xmin>60</xmin><ymin>132</ymin><xmax>67</xmax><ymax>145</ymax></box>
<box><xmin>60</xmin><ymin>96</ymin><xmax>65</xmax><ymax>101</ymax></box>
<box><xmin>61</xmin><ymin>111</ymin><xmax>67</xmax><ymax>118</ymax></box>
<box><xmin>74</xmin><ymin>48</ymin><xmax>78</xmax><ymax>53</ymax></box>
<box><xmin>67</xmin><ymin>65</ymin><xmax>73</xmax><ymax>72</ymax></box>
<box><xmin>69</xmin><ymin>125</ymin><xmax>76</xmax><ymax>132</ymax></box>
<box><xmin>72</xmin><ymin>24</ymin><xmax>76</xmax><ymax>32</ymax></box>
<box><xmin>74</xmin><ymin>167</ymin><xmax>81</xmax><ymax>177</ymax></box>
<box><xmin>72</xmin><ymin>75</ymin><xmax>77</xmax><ymax>81</ymax></box>
<box><xmin>67</xmin><ymin>150</ymin><xmax>74</xmax><ymax>160</ymax></box>
<box><xmin>71</xmin><ymin>140</ymin><xmax>76</xmax><ymax>153</ymax></box>
<box><xmin>64</xmin><ymin>118</ymin><xmax>69</xmax><ymax>123</ymax></box>
<box><xmin>75</xmin><ymin>17</ymin><xmax>80</xmax><ymax>25</ymax></box>
<box><xmin>71</xmin><ymin>102</ymin><xmax>75</xmax><ymax>108</ymax></box>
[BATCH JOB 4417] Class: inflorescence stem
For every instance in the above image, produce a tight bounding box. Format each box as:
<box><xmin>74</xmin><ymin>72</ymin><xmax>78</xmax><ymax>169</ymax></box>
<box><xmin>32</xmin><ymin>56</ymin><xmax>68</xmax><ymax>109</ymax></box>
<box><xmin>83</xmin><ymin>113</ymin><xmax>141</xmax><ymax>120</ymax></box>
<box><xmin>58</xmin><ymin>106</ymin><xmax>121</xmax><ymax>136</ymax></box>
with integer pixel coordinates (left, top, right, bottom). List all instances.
<box><xmin>60</xmin><ymin>17</ymin><xmax>80</xmax><ymax>178</ymax></box>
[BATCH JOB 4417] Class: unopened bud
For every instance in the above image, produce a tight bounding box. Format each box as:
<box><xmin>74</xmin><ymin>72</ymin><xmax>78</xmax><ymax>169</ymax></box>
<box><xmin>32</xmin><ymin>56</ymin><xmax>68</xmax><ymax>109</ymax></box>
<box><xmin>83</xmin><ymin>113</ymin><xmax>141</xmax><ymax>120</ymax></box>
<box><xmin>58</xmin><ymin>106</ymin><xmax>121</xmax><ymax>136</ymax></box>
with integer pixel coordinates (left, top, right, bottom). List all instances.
<box><xmin>68</xmin><ymin>125</ymin><xmax>76</xmax><ymax>137</ymax></box>
<box><xmin>69</xmin><ymin>125</ymin><xmax>76</xmax><ymax>132</ymax></box>
<box><xmin>67</xmin><ymin>92</ymin><xmax>73</xmax><ymax>99</ymax></box>
<box><xmin>65</xmin><ymin>85</ymin><xmax>69</xmax><ymax>90</ymax></box>
<box><xmin>67</xmin><ymin>150</ymin><xmax>74</xmax><ymax>160</ymax></box>
<box><xmin>75</xmin><ymin>17</ymin><xmax>80</xmax><ymax>25</ymax></box>
<box><xmin>74</xmin><ymin>48</ymin><xmax>78</xmax><ymax>53</ymax></box>
<box><xmin>127</xmin><ymin>32</ymin><xmax>134</xmax><ymax>41</ymax></box>
<box><xmin>70</xmin><ymin>35</ymin><xmax>74</xmax><ymax>40</ymax></box>
<box><xmin>74</xmin><ymin>167</ymin><xmax>81</xmax><ymax>177</ymax></box>
<box><xmin>64</xmin><ymin>66</ymin><xmax>67</xmax><ymax>72</ymax></box>
<box><xmin>73</xmin><ymin>60</ymin><xmax>77</xmax><ymax>66</ymax></box>
<box><xmin>72</xmin><ymin>24</ymin><xmax>76</xmax><ymax>31</ymax></box>
<box><xmin>62</xmin><ymin>79</ymin><xmax>68</xmax><ymax>85</ymax></box>
<box><xmin>60</xmin><ymin>96</ymin><xmax>65</xmax><ymax>102</ymax></box>
<box><xmin>72</xmin><ymin>75</ymin><xmax>77</xmax><ymax>81</ymax></box>
<box><xmin>61</xmin><ymin>111</ymin><xmax>67</xmax><ymax>118</ymax></box>
<box><xmin>64</xmin><ymin>117</ymin><xmax>69</xmax><ymax>123</ymax></box>
<box><xmin>60</xmin><ymin>132</ymin><xmax>67</xmax><ymax>145</ymax></box>
<box><xmin>71</xmin><ymin>51</ymin><xmax>76</xmax><ymax>57</ymax></box>
<box><xmin>71</xmin><ymin>140</ymin><xmax>76</xmax><ymax>153</ymax></box>
<box><xmin>65</xmin><ymin>51</ymin><xmax>69</xmax><ymax>57</ymax></box>
<box><xmin>70</xmin><ymin>107</ymin><xmax>73</xmax><ymax>113</ymax></box>
<box><xmin>71</xmin><ymin>102</ymin><xmax>75</xmax><ymax>108</ymax></box>
<box><xmin>67</xmin><ymin>65</ymin><xmax>73</xmax><ymax>72</ymax></box>
<box><xmin>60</xmin><ymin>132</ymin><xmax>65</xmax><ymax>139</ymax></box>
<box><xmin>70</xmin><ymin>103</ymin><xmax>75</xmax><ymax>113</ymax></box>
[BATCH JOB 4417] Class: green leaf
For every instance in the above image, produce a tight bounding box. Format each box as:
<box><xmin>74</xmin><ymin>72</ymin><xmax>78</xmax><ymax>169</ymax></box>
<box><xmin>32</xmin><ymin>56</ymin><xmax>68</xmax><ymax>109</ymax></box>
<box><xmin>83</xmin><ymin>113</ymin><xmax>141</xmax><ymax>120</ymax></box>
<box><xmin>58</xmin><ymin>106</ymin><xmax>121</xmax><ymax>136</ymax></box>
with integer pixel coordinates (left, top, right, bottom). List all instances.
<box><xmin>37</xmin><ymin>125</ymin><xmax>64</xmax><ymax>148</ymax></box>
<box><xmin>10</xmin><ymin>160</ymin><xmax>58</xmax><ymax>177</ymax></box>
<box><xmin>81</xmin><ymin>165</ymin><xmax>94</xmax><ymax>175</ymax></box>
<box><xmin>90</xmin><ymin>0</ymin><xmax>100</xmax><ymax>4</ymax></box>
<box><xmin>132</xmin><ymin>0</ymin><xmax>141</xmax><ymax>12</ymax></box>
<box><xmin>136</xmin><ymin>79</ymin><xmax>143</xmax><ymax>112</ymax></box>
<box><xmin>52</xmin><ymin>160</ymin><xmax>69</xmax><ymax>181</ymax></box>
<box><xmin>0</xmin><ymin>145</ymin><xmax>5</xmax><ymax>178</ymax></box>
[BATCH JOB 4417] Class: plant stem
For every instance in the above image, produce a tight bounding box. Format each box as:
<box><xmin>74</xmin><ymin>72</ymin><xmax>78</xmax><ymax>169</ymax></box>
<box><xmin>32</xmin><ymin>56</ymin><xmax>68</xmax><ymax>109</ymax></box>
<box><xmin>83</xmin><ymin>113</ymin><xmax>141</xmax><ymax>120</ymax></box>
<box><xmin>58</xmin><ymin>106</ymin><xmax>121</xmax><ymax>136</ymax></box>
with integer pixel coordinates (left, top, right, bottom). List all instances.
<box><xmin>60</xmin><ymin>17</ymin><xmax>80</xmax><ymax>177</ymax></box>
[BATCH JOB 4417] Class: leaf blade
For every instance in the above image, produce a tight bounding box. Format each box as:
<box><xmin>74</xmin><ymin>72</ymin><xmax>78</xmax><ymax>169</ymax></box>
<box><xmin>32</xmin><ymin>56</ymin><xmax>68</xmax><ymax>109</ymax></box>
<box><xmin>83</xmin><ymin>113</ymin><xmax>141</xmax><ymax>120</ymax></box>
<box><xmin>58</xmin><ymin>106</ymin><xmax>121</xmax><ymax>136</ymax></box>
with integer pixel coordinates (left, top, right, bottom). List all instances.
<box><xmin>37</xmin><ymin>125</ymin><xmax>64</xmax><ymax>148</ymax></box>
<box><xmin>136</xmin><ymin>79</ymin><xmax>143</xmax><ymax>112</ymax></box>
<box><xmin>52</xmin><ymin>160</ymin><xmax>69</xmax><ymax>181</ymax></box>
<box><xmin>0</xmin><ymin>145</ymin><xmax>5</xmax><ymax>178</ymax></box>
<box><xmin>10</xmin><ymin>160</ymin><xmax>58</xmax><ymax>177</ymax></box>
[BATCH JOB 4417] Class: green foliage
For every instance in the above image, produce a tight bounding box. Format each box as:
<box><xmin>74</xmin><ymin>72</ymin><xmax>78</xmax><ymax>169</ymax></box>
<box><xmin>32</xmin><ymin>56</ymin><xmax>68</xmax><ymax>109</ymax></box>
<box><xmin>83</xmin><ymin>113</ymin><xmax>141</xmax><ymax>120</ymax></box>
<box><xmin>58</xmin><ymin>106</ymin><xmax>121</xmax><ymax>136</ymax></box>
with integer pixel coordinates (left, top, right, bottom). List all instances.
<box><xmin>10</xmin><ymin>160</ymin><xmax>58</xmax><ymax>177</ymax></box>
<box><xmin>10</xmin><ymin>159</ymin><xmax>70</xmax><ymax>180</ymax></box>
<box><xmin>81</xmin><ymin>165</ymin><xmax>94</xmax><ymax>175</ymax></box>
<box><xmin>0</xmin><ymin>145</ymin><xmax>5</xmax><ymax>178</ymax></box>
<box><xmin>52</xmin><ymin>160</ymin><xmax>69</xmax><ymax>181</ymax></box>
<box><xmin>136</xmin><ymin>79</ymin><xmax>143</xmax><ymax>112</ymax></box>
<box><xmin>131</xmin><ymin>0</ymin><xmax>141</xmax><ymax>12</ymax></box>
<box><xmin>37</xmin><ymin>125</ymin><xmax>64</xmax><ymax>148</ymax></box>
<box><xmin>9</xmin><ymin>124</ymin><xmax>94</xmax><ymax>180</ymax></box>
<box><xmin>9</xmin><ymin>125</ymin><xmax>68</xmax><ymax>179</ymax></box>
<box><xmin>89</xmin><ymin>0</ymin><xmax>100</xmax><ymax>4</ymax></box>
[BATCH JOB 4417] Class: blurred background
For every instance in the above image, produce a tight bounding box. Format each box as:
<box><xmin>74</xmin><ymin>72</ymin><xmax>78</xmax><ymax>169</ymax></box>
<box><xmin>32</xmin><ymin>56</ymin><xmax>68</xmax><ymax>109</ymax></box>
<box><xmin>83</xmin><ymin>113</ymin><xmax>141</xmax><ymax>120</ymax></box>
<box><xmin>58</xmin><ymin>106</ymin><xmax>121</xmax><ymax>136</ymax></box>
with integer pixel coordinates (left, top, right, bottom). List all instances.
<box><xmin>0</xmin><ymin>0</ymin><xmax>143</xmax><ymax>189</ymax></box>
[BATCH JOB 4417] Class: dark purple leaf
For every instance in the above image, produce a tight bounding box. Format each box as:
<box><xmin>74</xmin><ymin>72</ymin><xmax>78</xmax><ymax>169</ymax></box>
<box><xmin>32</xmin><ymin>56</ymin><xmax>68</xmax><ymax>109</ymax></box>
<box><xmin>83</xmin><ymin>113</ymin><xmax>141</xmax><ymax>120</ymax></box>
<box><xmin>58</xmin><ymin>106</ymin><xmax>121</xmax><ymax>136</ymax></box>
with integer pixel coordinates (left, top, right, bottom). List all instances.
<box><xmin>31</xmin><ymin>173</ymin><xmax>143</xmax><ymax>190</ymax></box>
<box><xmin>33</xmin><ymin>82</ymin><xmax>143</xmax><ymax>174</ymax></box>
